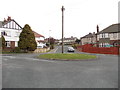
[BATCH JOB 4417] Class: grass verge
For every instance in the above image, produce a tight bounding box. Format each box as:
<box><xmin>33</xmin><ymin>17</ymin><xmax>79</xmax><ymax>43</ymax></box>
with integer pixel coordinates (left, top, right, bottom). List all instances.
<box><xmin>38</xmin><ymin>53</ymin><xmax>97</xmax><ymax>60</ymax></box>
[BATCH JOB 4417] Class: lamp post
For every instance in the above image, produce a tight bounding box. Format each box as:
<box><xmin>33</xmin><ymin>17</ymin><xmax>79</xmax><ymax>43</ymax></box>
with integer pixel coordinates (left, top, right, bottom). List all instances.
<box><xmin>49</xmin><ymin>30</ymin><xmax>51</xmax><ymax>45</ymax></box>
<box><xmin>61</xmin><ymin>6</ymin><xmax>65</xmax><ymax>53</ymax></box>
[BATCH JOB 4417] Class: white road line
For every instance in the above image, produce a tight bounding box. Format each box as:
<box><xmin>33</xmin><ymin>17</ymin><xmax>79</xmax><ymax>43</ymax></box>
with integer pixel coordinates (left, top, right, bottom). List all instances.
<box><xmin>53</xmin><ymin>47</ymin><xmax>59</xmax><ymax>53</ymax></box>
<box><xmin>2</xmin><ymin>56</ymin><xmax>16</xmax><ymax>59</ymax></box>
<box><xmin>33</xmin><ymin>58</ymin><xmax>56</xmax><ymax>63</ymax></box>
<box><xmin>3</xmin><ymin>59</ymin><xmax>8</xmax><ymax>61</ymax></box>
<box><xmin>32</xmin><ymin>59</ymin><xmax>40</xmax><ymax>61</ymax></box>
<box><xmin>40</xmin><ymin>60</ymin><xmax>56</xmax><ymax>63</ymax></box>
<box><xmin>25</xmin><ymin>58</ymin><xmax>56</xmax><ymax>63</ymax></box>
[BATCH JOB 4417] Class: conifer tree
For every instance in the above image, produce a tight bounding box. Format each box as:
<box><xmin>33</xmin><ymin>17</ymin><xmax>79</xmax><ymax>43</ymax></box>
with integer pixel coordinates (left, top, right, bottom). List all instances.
<box><xmin>0</xmin><ymin>35</ymin><xmax>5</xmax><ymax>49</ymax></box>
<box><xmin>18</xmin><ymin>24</ymin><xmax>37</xmax><ymax>51</ymax></box>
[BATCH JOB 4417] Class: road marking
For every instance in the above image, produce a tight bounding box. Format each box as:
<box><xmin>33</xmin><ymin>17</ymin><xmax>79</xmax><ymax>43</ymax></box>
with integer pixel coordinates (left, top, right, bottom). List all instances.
<box><xmin>32</xmin><ymin>59</ymin><xmax>40</xmax><ymax>61</ymax></box>
<box><xmin>47</xmin><ymin>47</ymin><xmax>59</xmax><ymax>53</ymax></box>
<box><xmin>3</xmin><ymin>59</ymin><xmax>8</xmax><ymax>61</ymax></box>
<box><xmin>53</xmin><ymin>47</ymin><xmax>59</xmax><ymax>53</ymax></box>
<box><xmin>24</xmin><ymin>58</ymin><xmax>56</xmax><ymax>63</ymax></box>
<box><xmin>2</xmin><ymin>56</ymin><xmax>16</xmax><ymax>59</ymax></box>
<box><xmin>33</xmin><ymin>59</ymin><xmax>57</xmax><ymax>63</ymax></box>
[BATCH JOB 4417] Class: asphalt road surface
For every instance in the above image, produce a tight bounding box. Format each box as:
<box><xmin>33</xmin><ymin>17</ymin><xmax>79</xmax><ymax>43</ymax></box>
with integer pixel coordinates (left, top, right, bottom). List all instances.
<box><xmin>2</xmin><ymin>46</ymin><xmax>118</xmax><ymax>88</ymax></box>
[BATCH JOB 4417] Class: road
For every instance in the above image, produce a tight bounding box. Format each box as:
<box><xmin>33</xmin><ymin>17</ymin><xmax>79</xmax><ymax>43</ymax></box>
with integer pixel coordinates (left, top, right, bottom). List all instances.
<box><xmin>2</xmin><ymin>45</ymin><xmax>118</xmax><ymax>88</ymax></box>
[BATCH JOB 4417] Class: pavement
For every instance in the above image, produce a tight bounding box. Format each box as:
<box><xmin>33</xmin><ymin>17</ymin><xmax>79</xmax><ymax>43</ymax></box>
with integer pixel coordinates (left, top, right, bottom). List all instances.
<box><xmin>2</xmin><ymin>45</ymin><xmax>118</xmax><ymax>88</ymax></box>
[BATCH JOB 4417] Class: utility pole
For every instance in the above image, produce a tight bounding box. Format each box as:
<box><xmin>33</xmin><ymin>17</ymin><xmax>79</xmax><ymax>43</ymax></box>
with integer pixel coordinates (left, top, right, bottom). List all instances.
<box><xmin>61</xmin><ymin>6</ymin><xmax>65</xmax><ymax>53</ymax></box>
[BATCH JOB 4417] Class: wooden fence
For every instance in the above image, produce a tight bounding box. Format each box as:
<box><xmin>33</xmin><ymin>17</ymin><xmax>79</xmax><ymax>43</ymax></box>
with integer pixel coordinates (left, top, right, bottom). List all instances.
<box><xmin>77</xmin><ymin>44</ymin><xmax>119</xmax><ymax>55</ymax></box>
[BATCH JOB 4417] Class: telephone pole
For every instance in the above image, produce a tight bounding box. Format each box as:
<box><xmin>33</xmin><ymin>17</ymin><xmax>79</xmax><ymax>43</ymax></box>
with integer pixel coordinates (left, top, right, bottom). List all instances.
<box><xmin>61</xmin><ymin>6</ymin><xmax>65</xmax><ymax>53</ymax></box>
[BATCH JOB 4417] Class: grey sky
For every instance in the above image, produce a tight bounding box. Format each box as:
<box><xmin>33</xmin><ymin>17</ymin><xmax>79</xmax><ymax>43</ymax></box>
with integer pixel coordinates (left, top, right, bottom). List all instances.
<box><xmin>0</xmin><ymin>0</ymin><xmax>119</xmax><ymax>39</ymax></box>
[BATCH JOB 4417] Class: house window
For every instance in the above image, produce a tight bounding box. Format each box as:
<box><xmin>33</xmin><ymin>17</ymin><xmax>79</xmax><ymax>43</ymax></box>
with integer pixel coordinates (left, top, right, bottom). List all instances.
<box><xmin>15</xmin><ymin>31</ymin><xmax>20</xmax><ymax>37</ymax></box>
<box><xmin>6</xmin><ymin>31</ymin><xmax>11</xmax><ymax>37</ymax></box>
<box><xmin>2</xmin><ymin>31</ymin><xmax>11</xmax><ymax>37</ymax></box>
<box><xmin>113</xmin><ymin>33</ymin><xmax>117</xmax><ymax>39</ymax></box>
<box><xmin>1</xmin><ymin>31</ymin><xmax>7</xmax><ymax>36</ymax></box>
<box><xmin>99</xmin><ymin>34</ymin><xmax>102</xmax><ymax>38</ymax></box>
<box><xmin>105</xmin><ymin>33</ymin><xmax>109</xmax><ymax>38</ymax></box>
<box><xmin>5</xmin><ymin>41</ymin><xmax>11</xmax><ymax>47</ymax></box>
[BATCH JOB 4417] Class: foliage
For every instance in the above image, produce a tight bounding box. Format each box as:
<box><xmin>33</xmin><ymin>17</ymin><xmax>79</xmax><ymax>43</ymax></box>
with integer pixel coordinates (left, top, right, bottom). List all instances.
<box><xmin>11</xmin><ymin>47</ymin><xmax>21</xmax><ymax>53</ymax></box>
<box><xmin>72</xmin><ymin>44</ymin><xmax>79</xmax><ymax>49</ymax></box>
<box><xmin>46</xmin><ymin>43</ymin><xmax>50</xmax><ymax>47</ymax></box>
<box><xmin>50</xmin><ymin>44</ymin><xmax>54</xmax><ymax>49</ymax></box>
<box><xmin>48</xmin><ymin>38</ymin><xmax>55</xmax><ymax>45</ymax></box>
<box><xmin>75</xmin><ymin>39</ymin><xmax>80</xmax><ymax>44</ymax></box>
<box><xmin>0</xmin><ymin>37</ymin><xmax>1</xmax><ymax>48</ymax></box>
<box><xmin>0</xmin><ymin>35</ymin><xmax>5</xmax><ymax>49</ymax></box>
<box><xmin>18</xmin><ymin>24</ymin><xmax>37</xmax><ymax>51</ymax></box>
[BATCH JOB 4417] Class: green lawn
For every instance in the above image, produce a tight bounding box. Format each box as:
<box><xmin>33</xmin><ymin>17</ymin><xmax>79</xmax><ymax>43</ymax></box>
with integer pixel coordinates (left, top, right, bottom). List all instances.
<box><xmin>38</xmin><ymin>53</ymin><xmax>97</xmax><ymax>60</ymax></box>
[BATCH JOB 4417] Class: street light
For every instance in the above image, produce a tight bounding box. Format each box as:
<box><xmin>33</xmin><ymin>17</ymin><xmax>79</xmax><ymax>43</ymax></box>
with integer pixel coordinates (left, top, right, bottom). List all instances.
<box><xmin>49</xmin><ymin>30</ymin><xmax>51</xmax><ymax>45</ymax></box>
<box><xmin>61</xmin><ymin>6</ymin><xmax>65</xmax><ymax>53</ymax></box>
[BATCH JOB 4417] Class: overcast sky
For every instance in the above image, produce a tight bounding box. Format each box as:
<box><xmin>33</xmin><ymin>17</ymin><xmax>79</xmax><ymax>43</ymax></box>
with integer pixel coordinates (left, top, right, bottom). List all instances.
<box><xmin>0</xmin><ymin>0</ymin><xmax>119</xmax><ymax>39</ymax></box>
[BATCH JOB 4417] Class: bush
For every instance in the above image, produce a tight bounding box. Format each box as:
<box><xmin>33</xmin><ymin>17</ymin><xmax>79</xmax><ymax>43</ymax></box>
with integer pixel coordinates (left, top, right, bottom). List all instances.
<box><xmin>18</xmin><ymin>24</ymin><xmax>37</xmax><ymax>51</ymax></box>
<box><xmin>46</xmin><ymin>43</ymin><xmax>50</xmax><ymax>47</ymax></box>
<box><xmin>50</xmin><ymin>44</ymin><xmax>54</xmax><ymax>49</ymax></box>
<box><xmin>11</xmin><ymin>47</ymin><xmax>21</xmax><ymax>53</ymax></box>
<box><xmin>72</xmin><ymin>44</ymin><xmax>79</xmax><ymax>49</ymax></box>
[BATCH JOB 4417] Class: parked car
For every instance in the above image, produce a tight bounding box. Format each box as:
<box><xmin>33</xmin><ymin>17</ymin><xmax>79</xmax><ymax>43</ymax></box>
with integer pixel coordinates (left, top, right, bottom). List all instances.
<box><xmin>67</xmin><ymin>47</ymin><xmax>75</xmax><ymax>52</ymax></box>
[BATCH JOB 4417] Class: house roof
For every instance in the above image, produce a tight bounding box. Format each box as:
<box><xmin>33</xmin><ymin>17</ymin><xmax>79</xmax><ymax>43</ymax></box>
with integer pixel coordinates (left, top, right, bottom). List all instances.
<box><xmin>81</xmin><ymin>33</ymin><xmax>95</xmax><ymax>39</ymax></box>
<box><xmin>0</xmin><ymin>17</ymin><xmax>23</xmax><ymax>29</ymax></box>
<box><xmin>97</xmin><ymin>23</ymin><xmax>120</xmax><ymax>34</ymax></box>
<box><xmin>33</xmin><ymin>31</ymin><xmax>44</xmax><ymax>38</ymax></box>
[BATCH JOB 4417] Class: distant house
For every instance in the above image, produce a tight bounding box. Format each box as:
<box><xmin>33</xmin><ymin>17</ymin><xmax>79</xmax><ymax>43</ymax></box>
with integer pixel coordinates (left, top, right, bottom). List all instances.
<box><xmin>80</xmin><ymin>32</ymin><xmax>96</xmax><ymax>45</ymax></box>
<box><xmin>0</xmin><ymin>16</ymin><xmax>22</xmax><ymax>49</ymax></box>
<box><xmin>54</xmin><ymin>39</ymin><xmax>60</xmax><ymax>44</ymax></box>
<box><xmin>45</xmin><ymin>37</ymin><xmax>55</xmax><ymax>45</ymax></box>
<box><xmin>59</xmin><ymin>36</ymin><xmax>77</xmax><ymax>45</ymax></box>
<box><xmin>33</xmin><ymin>31</ymin><xmax>46</xmax><ymax>48</ymax></box>
<box><xmin>97</xmin><ymin>24</ymin><xmax>120</xmax><ymax>47</ymax></box>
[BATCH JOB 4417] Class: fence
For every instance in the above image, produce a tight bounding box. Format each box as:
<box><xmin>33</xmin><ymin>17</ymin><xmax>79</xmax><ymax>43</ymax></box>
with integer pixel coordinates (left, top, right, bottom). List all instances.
<box><xmin>77</xmin><ymin>44</ymin><xmax>119</xmax><ymax>55</ymax></box>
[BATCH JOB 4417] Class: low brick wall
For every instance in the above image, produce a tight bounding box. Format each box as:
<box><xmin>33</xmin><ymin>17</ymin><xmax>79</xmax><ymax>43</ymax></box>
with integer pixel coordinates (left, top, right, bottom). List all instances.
<box><xmin>34</xmin><ymin>47</ymin><xmax>50</xmax><ymax>53</ymax></box>
<box><xmin>77</xmin><ymin>44</ymin><xmax>119</xmax><ymax>55</ymax></box>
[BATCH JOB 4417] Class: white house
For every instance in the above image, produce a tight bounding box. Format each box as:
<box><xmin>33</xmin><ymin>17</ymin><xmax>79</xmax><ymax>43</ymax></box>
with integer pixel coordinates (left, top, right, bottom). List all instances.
<box><xmin>59</xmin><ymin>36</ymin><xmax>77</xmax><ymax>45</ymax></box>
<box><xmin>33</xmin><ymin>31</ymin><xmax>46</xmax><ymax>48</ymax></box>
<box><xmin>0</xmin><ymin>16</ymin><xmax>22</xmax><ymax>49</ymax></box>
<box><xmin>0</xmin><ymin>16</ymin><xmax>46</xmax><ymax>49</ymax></box>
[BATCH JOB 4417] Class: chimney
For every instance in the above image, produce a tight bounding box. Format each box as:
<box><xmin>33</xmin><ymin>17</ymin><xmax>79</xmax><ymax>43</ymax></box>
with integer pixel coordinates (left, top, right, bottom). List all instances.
<box><xmin>97</xmin><ymin>25</ymin><xmax>99</xmax><ymax>33</ymax></box>
<box><xmin>4</xmin><ymin>18</ymin><xmax>7</xmax><ymax>22</ymax></box>
<box><xmin>93</xmin><ymin>32</ymin><xmax>95</xmax><ymax>34</ymax></box>
<box><xmin>7</xmin><ymin>16</ymin><xmax>11</xmax><ymax>21</ymax></box>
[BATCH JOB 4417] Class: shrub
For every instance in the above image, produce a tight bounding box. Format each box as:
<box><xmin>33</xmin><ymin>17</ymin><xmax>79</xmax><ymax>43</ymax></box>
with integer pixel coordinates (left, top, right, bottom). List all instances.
<box><xmin>72</xmin><ymin>44</ymin><xmax>79</xmax><ymax>49</ymax></box>
<box><xmin>18</xmin><ymin>24</ymin><xmax>37</xmax><ymax>52</ymax></box>
<box><xmin>11</xmin><ymin>47</ymin><xmax>21</xmax><ymax>53</ymax></box>
<box><xmin>50</xmin><ymin>44</ymin><xmax>54</xmax><ymax>49</ymax></box>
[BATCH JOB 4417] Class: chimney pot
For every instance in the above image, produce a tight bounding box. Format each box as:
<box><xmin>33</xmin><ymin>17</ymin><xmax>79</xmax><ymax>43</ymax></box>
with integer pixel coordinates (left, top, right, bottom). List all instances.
<box><xmin>97</xmin><ymin>25</ymin><xmax>99</xmax><ymax>33</ymax></box>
